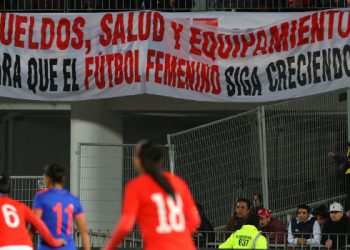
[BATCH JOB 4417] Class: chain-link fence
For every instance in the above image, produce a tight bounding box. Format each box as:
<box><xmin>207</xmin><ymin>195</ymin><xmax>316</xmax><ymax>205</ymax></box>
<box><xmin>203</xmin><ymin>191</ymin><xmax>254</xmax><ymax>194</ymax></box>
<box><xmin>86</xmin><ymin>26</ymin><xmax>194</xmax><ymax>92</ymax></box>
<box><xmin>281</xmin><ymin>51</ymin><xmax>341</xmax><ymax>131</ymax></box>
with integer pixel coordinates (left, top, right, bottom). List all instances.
<box><xmin>8</xmin><ymin>176</ymin><xmax>44</xmax><ymax>207</ymax></box>
<box><xmin>77</xmin><ymin>143</ymin><xmax>170</xmax><ymax>231</ymax></box>
<box><xmin>168</xmin><ymin>88</ymin><xmax>349</xmax><ymax>228</ymax></box>
<box><xmin>265</xmin><ymin>90</ymin><xmax>347</xmax><ymax>213</ymax></box>
<box><xmin>168</xmin><ymin>109</ymin><xmax>262</xmax><ymax>227</ymax></box>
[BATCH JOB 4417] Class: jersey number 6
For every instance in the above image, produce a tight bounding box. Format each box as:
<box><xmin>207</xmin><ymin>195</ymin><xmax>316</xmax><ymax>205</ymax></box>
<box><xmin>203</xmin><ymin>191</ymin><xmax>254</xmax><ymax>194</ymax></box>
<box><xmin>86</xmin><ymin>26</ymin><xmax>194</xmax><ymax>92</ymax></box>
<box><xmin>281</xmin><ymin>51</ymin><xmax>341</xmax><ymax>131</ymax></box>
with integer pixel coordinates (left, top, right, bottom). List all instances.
<box><xmin>1</xmin><ymin>204</ymin><xmax>20</xmax><ymax>228</ymax></box>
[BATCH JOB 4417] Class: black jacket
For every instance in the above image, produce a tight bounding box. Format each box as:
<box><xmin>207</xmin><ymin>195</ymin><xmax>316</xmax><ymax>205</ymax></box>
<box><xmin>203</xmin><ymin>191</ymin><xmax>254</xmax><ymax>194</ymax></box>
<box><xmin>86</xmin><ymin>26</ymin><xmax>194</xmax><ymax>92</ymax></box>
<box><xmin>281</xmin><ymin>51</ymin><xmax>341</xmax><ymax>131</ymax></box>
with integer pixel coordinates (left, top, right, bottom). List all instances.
<box><xmin>195</xmin><ymin>216</ymin><xmax>215</xmax><ymax>247</ymax></box>
<box><xmin>321</xmin><ymin>215</ymin><xmax>350</xmax><ymax>248</ymax></box>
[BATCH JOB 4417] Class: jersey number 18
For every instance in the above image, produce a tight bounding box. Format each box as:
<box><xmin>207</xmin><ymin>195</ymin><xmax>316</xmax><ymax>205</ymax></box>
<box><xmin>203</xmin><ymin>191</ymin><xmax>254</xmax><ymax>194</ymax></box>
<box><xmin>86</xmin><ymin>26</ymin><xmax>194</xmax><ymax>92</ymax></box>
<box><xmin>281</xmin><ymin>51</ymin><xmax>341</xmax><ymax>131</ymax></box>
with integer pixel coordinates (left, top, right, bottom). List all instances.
<box><xmin>151</xmin><ymin>193</ymin><xmax>185</xmax><ymax>233</ymax></box>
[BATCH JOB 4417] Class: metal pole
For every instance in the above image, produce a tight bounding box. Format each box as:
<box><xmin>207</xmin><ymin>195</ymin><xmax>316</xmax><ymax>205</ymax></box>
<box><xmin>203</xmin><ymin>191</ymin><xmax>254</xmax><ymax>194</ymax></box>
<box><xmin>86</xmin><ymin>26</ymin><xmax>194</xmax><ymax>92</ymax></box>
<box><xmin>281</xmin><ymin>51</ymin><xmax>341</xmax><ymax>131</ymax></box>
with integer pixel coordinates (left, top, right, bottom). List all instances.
<box><xmin>166</xmin><ymin>134</ymin><xmax>175</xmax><ymax>174</ymax></box>
<box><xmin>258</xmin><ymin>106</ymin><xmax>270</xmax><ymax>209</ymax></box>
<box><xmin>76</xmin><ymin>143</ymin><xmax>82</xmax><ymax>197</ymax></box>
<box><xmin>64</xmin><ymin>0</ymin><xmax>68</xmax><ymax>12</ymax></box>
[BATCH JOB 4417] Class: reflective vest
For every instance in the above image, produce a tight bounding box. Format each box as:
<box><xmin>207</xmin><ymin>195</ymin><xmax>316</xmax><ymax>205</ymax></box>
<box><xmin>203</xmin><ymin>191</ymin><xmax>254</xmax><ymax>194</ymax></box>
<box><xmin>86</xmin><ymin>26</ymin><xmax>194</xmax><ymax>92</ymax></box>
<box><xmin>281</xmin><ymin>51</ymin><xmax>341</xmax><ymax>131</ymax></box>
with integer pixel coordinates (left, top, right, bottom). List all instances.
<box><xmin>219</xmin><ymin>225</ymin><xmax>268</xmax><ymax>249</ymax></box>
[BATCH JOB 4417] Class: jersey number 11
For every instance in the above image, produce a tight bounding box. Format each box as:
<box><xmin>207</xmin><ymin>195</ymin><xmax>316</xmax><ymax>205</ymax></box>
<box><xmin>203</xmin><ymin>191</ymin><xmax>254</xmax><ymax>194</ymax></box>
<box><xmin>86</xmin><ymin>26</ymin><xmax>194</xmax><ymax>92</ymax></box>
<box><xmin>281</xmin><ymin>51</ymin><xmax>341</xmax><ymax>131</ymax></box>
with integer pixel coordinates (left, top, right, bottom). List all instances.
<box><xmin>52</xmin><ymin>202</ymin><xmax>74</xmax><ymax>235</ymax></box>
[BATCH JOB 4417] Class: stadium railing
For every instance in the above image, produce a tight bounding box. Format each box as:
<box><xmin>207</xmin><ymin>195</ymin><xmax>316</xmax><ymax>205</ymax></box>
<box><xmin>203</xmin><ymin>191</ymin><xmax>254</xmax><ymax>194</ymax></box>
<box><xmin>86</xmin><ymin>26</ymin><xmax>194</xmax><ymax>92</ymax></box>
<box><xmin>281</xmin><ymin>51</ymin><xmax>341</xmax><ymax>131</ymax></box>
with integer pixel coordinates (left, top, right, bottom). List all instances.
<box><xmin>76</xmin><ymin>229</ymin><xmax>350</xmax><ymax>249</ymax></box>
<box><xmin>0</xmin><ymin>0</ymin><xmax>348</xmax><ymax>12</ymax></box>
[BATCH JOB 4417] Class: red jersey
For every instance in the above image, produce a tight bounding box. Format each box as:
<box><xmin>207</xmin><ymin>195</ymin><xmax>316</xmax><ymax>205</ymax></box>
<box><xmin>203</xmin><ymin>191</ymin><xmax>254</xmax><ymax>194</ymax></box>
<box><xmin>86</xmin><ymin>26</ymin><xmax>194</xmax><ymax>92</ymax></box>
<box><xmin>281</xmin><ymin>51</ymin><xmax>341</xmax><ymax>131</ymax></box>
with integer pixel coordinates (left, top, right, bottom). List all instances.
<box><xmin>0</xmin><ymin>196</ymin><xmax>62</xmax><ymax>248</ymax></box>
<box><xmin>105</xmin><ymin>171</ymin><xmax>200</xmax><ymax>250</ymax></box>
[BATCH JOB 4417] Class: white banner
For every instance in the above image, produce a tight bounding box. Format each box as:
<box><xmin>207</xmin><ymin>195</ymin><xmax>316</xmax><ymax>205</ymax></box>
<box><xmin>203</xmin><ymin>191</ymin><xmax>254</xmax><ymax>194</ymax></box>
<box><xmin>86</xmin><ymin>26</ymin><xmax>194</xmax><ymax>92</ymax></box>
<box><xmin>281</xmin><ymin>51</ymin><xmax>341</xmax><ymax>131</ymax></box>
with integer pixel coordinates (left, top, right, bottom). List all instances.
<box><xmin>0</xmin><ymin>10</ymin><xmax>350</xmax><ymax>102</ymax></box>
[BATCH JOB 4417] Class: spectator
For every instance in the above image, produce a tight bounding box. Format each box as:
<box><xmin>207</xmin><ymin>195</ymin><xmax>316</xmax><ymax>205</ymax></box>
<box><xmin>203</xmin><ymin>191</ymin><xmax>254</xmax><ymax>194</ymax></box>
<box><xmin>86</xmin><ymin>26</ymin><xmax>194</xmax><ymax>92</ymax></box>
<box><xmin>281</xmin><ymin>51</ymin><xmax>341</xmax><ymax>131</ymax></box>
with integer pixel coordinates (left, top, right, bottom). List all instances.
<box><xmin>223</xmin><ymin>198</ymin><xmax>259</xmax><ymax>240</ymax></box>
<box><xmin>219</xmin><ymin>215</ymin><xmax>267</xmax><ymax>249</ymax></box>
<box><xmin>258</xmin><ymin>208</ymin><xmax>287</xmax><ymax>244</ymax></box>
<box><xmin>251</xmin><ymin>194</ymin><xmax>263</xmax><ymax>214</ymax></box>
<box><xmin>328</xmin><ymin>144</ymin><xmax>350</xmax><ymax>215</ymax></box>
<box><xmin>287</xmin><ymin>0</ymin><xmax>311</xmax><ymax>9</ymax></box>
<box><xmin>312</xmin><ymin>204</ymin><xmax>330</xmax><ymax>232</ymax></box>
<box><xmin>321</xmin><ymin>202</ymin><xmax>350</xmax><ymax>249</ymax></box>
<box><xmin>84</xmin><ymin>0</ymin><xmax>95</xmax><ymax>10</ymax></box>
<box><xmin>288</xmin><ymin>204</ymin><xmax>321</xmax><ymax>246</ymax></box>
<box><xmin>194</xmin><ymin>203</ymin><xmax>215</xmax><ymax>248</ymax></box>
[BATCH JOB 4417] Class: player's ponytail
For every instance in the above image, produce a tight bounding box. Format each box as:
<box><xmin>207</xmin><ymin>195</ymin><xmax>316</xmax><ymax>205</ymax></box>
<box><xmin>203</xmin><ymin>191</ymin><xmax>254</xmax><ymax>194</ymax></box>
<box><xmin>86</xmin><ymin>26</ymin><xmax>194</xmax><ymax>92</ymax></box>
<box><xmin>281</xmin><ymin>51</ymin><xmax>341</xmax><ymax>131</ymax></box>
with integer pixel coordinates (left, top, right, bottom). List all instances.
<box><xmin>44</xmin><ymin>163</ymin><xmax>65</xmax><ymax>184</ymax></box>
<box><xmin>136</xmin><ymin>140</ymin><xmax>176</xmax><ymax>200</ymax></box>
<box><xmin>0</xmin><ymin>172</ymin><xmax>10</xmax><ymax>194</ymax></box>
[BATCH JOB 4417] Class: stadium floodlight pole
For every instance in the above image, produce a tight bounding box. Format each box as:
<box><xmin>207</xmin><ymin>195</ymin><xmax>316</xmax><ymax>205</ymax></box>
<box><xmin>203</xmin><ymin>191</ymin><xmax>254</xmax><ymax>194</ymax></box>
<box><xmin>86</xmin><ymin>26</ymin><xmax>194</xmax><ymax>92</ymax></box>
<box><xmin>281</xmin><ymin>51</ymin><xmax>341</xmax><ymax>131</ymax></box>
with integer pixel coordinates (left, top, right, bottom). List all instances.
<box><xmin>258</xmin><ymin>106</ymin><xmax>269</xmax><ymax>209</ymax></box>
<box><xmin>166</xmin><ymin>134</ymin><xmax>175</xmax><ymax>174</ymax></box>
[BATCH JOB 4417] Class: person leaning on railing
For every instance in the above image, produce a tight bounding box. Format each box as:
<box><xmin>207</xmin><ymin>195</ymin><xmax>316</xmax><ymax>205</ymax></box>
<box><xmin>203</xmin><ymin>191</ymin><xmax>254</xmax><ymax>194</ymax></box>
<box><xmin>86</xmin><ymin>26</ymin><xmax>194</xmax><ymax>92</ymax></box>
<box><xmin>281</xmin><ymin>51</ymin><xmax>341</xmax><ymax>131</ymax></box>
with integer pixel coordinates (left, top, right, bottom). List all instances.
<box><xmin>223</xmin><ymin>198</ymin><xmax>260</xmax><ymax>240</ymax></box>
<box><xmin>193</xmin><ymin>203</ymin><xmax>215</xmax><ymax>248</ymax></box>
<box><xmin>321</xmin><ymin>202</ymin><xmax>350</xmax><ymax>249</ymax></box>
<box><xmin>258</xmin><ymin>208</ymin><xmax>287</xmax><ymax>244</ymax></box>
<box><xmin>312</xmin><ymin>204</ymin><xmax>330</xmax><ymax>232</ymax></box>
<box><xmin>287</xmin><ymin>204</ymin><xmax>321</xmax><ymax>246</ymax></box>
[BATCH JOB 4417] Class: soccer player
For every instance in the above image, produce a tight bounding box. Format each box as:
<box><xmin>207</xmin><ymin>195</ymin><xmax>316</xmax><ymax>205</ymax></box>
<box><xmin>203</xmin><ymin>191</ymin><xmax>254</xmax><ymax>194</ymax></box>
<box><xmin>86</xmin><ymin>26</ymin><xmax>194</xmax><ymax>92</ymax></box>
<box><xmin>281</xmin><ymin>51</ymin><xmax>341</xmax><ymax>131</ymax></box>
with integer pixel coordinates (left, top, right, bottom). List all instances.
<box><xmin>103</xmin><ymin>139</ymin><xmax>201</xmax><ymax>250</ymax></box>
<box><xmin>32</xmin><ymin>164</ymin><xmax>90</xmax><ymax>250</ymax></box>
<box><xmin>0</xmin><ymin>172</ymin><xmax>66</xmax><ymax>249</ymax></box>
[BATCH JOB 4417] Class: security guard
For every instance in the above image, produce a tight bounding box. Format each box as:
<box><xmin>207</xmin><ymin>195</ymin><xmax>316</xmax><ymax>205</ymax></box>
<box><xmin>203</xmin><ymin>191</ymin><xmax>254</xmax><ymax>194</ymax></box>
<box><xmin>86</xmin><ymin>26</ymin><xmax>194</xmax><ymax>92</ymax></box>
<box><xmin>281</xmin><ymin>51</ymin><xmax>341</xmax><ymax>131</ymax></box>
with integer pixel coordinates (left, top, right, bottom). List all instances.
<box><xmin>219</xmin><ymin>215</ymin><xmax>268</xmax><ymax>249</ymax></box>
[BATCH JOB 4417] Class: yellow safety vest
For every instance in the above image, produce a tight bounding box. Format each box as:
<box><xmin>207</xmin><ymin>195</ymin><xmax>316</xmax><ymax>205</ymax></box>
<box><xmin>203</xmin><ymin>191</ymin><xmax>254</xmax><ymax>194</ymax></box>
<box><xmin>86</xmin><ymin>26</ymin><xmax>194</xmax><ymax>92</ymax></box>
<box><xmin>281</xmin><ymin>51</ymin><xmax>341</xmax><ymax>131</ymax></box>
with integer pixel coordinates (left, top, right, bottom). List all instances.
<box><xmin>219</xmin><ymin>225</ymin><xmax>268</xmax><ymax>249</ymax></box>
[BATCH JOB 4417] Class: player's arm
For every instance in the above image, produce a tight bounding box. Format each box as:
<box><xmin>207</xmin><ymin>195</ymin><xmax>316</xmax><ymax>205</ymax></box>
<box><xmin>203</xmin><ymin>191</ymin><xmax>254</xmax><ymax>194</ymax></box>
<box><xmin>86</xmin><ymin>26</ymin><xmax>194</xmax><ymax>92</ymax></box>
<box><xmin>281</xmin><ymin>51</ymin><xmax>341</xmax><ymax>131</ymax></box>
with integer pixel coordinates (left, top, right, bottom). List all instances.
<box><xmin>180</xmin><ymin>179</ymin><xmax>201</xmax><ymax>232</ymax></box>
<box><xmin>104</xmin><ymin>214</ymin><xmax>136</xmax><ymax>250</ymax></box>
<box><xmin>75</xmin><ymin>213</ymin><xmax>91</xmax><ymax>250</ymax></box>
<box><xmin>29</xmin><ymin>196</ymin><xmax>44</xmax><ymax>238</ymax></box>
<box><xmin>24</xmin><ymin>205</ymin><xmax>65</xmax><ymax>247</ymax></box>
<box><xmin>103</xmin><ymin>183</ymin><xmax>139</xmax><ymax>250</ymax></box>
<box><xmin>28</xmin><ymin>208</ymin><xmax>43</xmax><ymax>238</ymax></box>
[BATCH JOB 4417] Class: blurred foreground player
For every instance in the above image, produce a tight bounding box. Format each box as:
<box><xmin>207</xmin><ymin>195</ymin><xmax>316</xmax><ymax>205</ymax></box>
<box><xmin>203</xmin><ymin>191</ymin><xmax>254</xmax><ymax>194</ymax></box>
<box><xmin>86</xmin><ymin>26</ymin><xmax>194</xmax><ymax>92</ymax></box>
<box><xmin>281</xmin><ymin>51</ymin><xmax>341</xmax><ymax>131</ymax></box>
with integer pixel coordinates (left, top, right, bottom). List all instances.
<box><xmin>104</xmin><ymin>139</ymin><xmax>201</xmax><ymax>250</ymax></box>
<box><xmin>0</xmin><ymin>172</ymin><xmax>65</xmax><ymax>250</ymax></box>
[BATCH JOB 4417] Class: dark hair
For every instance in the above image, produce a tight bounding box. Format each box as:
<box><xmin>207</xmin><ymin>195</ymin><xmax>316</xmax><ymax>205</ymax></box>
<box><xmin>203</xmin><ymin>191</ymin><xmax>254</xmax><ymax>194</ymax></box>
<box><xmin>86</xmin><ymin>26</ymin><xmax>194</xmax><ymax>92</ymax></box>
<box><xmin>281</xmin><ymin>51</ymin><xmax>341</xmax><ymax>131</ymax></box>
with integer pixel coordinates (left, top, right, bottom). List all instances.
<box><xmin>236</xmin><ymin>198</ymin><xmax>251</xmax><ymax>209</ymax></box>
<box><xmin>0</xmin><ymin>172</ymin><xmax>10</xmax><ymax>194</ymax></box>
<box><xmin>254</xmin><ymin>193</ymin><xmax>263</xmax><ymax>203</ymax></box>
<box><xmin>44</xmin><ymin>163</ymin><xmax>65</xmax><ymax>184</ymax></box>
<box><xmin>245</xmin><ymin>214</ymin><xmax>260</xmax><ymax>228</ymax></box>
<box><xmin>297</xmin><ymin>204</ymin><xmax>311</xmax><ymax>214</ymax></box>
<box><xmin>313</xmin><ymin>204</ymin><xmax>330</xmax><ymax>219</ymax></box>
<box><xmin>136</xmin><ymin>140</ymin><xmax>175</xmax><ymax>199</ymax></box>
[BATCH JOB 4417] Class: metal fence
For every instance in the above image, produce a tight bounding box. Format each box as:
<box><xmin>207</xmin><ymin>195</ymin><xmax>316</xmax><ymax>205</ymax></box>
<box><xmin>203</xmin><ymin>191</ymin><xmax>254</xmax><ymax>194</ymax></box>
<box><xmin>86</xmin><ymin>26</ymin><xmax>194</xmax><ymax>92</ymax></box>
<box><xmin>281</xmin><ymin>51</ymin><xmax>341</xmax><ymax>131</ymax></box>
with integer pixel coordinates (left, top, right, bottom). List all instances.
<box><xmin>264</xmin><ymin>90</ymin><xmax>347</xmax><ymax>214</ymax></box>
<box><xmin>0</xmin><ymin>0</ymin><xmax>348</xmax><ymax>11</ymax></box>
<box><xmin>8</xmin><ymin>176</ymin><xmax>44</xmax><ymax>207</ymax></box>
<box><xmin>80</xmin><ymin>229</ymin><xmax>350</xmax><ymax>249</ymax></box>
<box><xmin>77</xmin><ymin>143</ymin><xmax>170</xmax><ymax>230</ymax></box>
<box><xmin>168</xmin><ymin>109</ymin><xmax>262</xmax><ymax>227</ymax></box>
<box><xmin>168</xmin><ymin>88</ymin><xmax>348</xmax><ymax>228</ymax></box>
